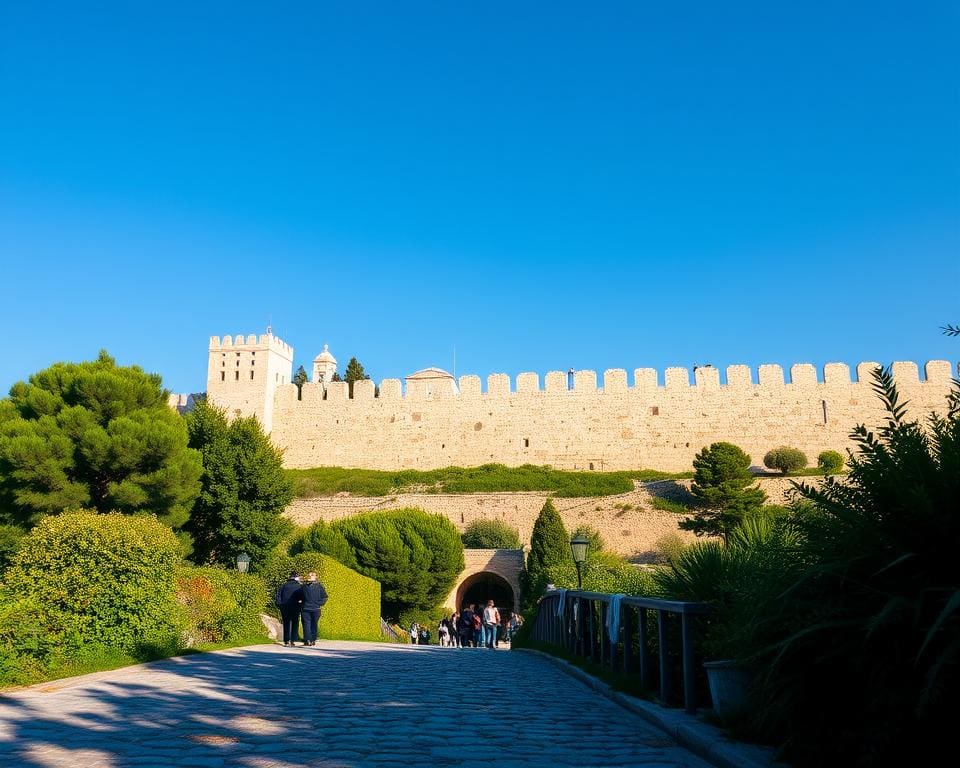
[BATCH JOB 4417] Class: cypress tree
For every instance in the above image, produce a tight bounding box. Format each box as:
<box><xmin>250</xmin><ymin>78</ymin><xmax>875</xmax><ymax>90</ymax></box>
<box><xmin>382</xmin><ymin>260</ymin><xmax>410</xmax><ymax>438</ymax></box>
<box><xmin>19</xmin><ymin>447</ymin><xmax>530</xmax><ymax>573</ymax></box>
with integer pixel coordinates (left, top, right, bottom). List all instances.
<box><xmin>521</xmin><ymin>499</ymin><xmax>571</xmax><ymax>608</ymax></box>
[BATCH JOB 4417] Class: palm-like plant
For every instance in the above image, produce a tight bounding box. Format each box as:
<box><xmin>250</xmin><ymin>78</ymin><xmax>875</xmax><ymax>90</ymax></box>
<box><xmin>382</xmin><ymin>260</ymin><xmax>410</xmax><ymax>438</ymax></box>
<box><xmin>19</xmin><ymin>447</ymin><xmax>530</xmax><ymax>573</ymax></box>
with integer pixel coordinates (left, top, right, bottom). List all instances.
<box><xmin>755</xmin><ymin>367</ymin><xmax>960</xmax><ymax>765</ymax></box>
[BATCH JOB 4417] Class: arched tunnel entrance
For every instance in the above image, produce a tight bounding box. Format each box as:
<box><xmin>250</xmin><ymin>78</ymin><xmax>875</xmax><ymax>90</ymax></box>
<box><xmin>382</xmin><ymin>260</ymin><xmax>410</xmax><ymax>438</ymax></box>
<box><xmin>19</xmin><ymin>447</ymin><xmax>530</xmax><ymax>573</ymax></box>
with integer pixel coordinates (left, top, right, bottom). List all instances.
<box><xmin>456</xmin><ymin>571</ymin><xmax>516</xmax><ymax>615</ymax></box>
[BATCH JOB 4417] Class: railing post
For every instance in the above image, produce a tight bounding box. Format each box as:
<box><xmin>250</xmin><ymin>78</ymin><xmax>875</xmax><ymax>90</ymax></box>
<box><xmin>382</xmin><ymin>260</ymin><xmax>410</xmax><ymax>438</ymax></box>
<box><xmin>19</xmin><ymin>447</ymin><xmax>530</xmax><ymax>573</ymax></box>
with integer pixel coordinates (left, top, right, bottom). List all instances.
<box><xmin>638</xmin><ymin>607</ymin><xmax>650</xmax><ymax>690</ymax></box>
<box><xmin>658</xmin><ymin>609</ymin><xmax>672</xmax><ymax>706</ymax></box>
<box><xmin>622</xmin><ymin>604</ymin><xmax>632</xmax><ymax>675</ymax></box>
<box><xmin>681</xmin><ymin>611</ymin><xmax>697</xmax><ymax>714</ymax></box>
<box><xmin>599</xmin><ymin>601</ymin><xmax>607</xmax><ymax>666</ymax></box>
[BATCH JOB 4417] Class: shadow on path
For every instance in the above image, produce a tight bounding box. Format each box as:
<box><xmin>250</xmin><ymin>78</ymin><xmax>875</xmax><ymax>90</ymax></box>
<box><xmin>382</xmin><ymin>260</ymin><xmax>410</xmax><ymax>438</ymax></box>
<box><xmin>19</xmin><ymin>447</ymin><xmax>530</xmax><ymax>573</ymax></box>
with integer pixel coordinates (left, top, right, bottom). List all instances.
<box><xmin>0</xmin><ymin>642</ymin><xmax>709</xmax><ymax>768</ymax></box>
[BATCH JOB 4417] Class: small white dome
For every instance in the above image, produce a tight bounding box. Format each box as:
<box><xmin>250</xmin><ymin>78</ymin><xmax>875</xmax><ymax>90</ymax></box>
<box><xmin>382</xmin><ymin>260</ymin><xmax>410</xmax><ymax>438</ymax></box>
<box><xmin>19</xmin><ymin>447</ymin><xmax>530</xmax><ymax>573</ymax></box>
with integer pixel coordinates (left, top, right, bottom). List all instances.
<box><xmin>313</xmin><ymin>344</ymin><xmax>337</xmax><ymax>364</ymax></box>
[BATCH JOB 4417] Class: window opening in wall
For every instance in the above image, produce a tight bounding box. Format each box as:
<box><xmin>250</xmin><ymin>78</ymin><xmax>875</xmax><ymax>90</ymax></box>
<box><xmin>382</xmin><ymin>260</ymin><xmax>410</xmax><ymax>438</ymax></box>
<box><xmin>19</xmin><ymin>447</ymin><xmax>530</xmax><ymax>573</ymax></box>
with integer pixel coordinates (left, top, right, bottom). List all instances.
<box><xmin>650</xmin><ymin>406</ymin><xmax>660</xmax><ymax>416</ymax></box>
<box><xmin>251</xmin><ymin>351</ymin><xmax>255</xmax><ymax>356</ymax></box>
<box><xmin>250</xmin><ymin>371</ymin><xmax>254</xmax><ymax>380</ymax></box>
<box><xmin>251</xmin><ymin>360</ymin><xmax>255</xmax><ymax>366</ymax></box>
<box><xmin>222</xmin><ymin>361</ymin><xmax>225</xmax><ymax>367</ymax></box>
<box><xmin>589</xmin><ymin>462</ymin><xmax>595</xmax><ymax>470</ymax></box>
<box><xmin>441</xmin><ymin>443</ymin><xmax>445</xmax><ymax>449</ymax></box>
<box><xmin>236</xmin><ymin>352</ymin><xmax>240</xmax><ymax>356</ymax></box>
<box><xmin>523</xmin><ymin>438</ymin><xmax>529</xmax><ymax>448</ymax></box>
<box><xmin>235</xmin><ymin>371</ymin><xmax>239</xmax><ymax>381</ymax></box>
<box><xmin>822</xmin><ymin>399</ymin><xmax>828</xmax><ymax>424</ymax></box>
<box><xmin>220</xmin><ymin>372</ymin><xmax>225</xmax><ymax>381</ymax></box>
<box><xmin>236</xmin><ymin>360</ymin><xmax>240</xmax><ymax>367</ymax></box>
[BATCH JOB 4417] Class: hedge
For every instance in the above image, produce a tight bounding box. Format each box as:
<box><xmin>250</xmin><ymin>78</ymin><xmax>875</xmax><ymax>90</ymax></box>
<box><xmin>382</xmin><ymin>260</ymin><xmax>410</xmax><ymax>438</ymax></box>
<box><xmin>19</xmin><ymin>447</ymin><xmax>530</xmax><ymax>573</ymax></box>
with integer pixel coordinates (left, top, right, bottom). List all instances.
<box><xmin>263</xmin><ymin>552</ymin><xmax>381</xmax><ymax>642</ymax></box>
<box><xmin>5</xmin><ymin>511</ymin><xmax>183</xmax><ymax>654</ymax></box>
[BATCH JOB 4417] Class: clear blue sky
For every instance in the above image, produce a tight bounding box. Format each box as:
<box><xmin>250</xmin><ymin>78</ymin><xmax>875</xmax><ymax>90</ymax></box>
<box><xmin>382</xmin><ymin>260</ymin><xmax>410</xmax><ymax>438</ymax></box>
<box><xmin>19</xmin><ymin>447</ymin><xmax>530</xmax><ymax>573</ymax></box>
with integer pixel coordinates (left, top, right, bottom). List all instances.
<box><xmin>1</xmin><ymin>2</ymin><xmax>957</xmax><ymax>394</ymax></box>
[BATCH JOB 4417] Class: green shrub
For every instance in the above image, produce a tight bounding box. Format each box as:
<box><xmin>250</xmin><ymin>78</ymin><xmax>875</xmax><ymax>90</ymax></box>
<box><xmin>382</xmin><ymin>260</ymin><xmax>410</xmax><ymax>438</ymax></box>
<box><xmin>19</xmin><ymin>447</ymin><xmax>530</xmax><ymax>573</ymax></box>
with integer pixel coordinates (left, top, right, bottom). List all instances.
<box><xmin>262</xmin><ymin>552</ymin><xmax>381</xmax><ymax>641</ymax></box>
<box><xmin>817</xmin><ymin>450</ymin><xmax>844</xmax><ymax>474</ymax></box>
<box><xmin>288</xmin><ymin>520</ymin><xmax>356</xmax><ymax>566</ymax></box>
<box><xmin>175</xmin><ymin>566</ymin><xmax>269</xmax><ymax>645</ymax></box>
<box><xmin>0</xmin><ymin>524</ymin><xmax>25</xmax><ymax>574</ymax></box>
<box><xmin>461</xmin><ymin>519</ymin><xmax>522</xmax><ymax>549</ymax></box>
<box><xmin>653</xmin><ymin>532</ymin><xmax>688</xmax><ymax>565</ymax></box>
<box><xmin>546</xmin><ymin>559</ymin><xmax>656</xmax><ymax>596</ymax></box>
<box><xmin>572</xmin><ymin>524</ymin><xmax>606</xmax><ymax>556</ymax></box>
<box><xmin>763</xmin><ymin>446</ymin><xmax>808</xmax><ymax>475</ymax></box>
<box><xmin>5</xmin><ymin>511</ymin><xmax>184</xmax><ymax>655</ymax></box>
<box><xmin>331</xmin><ymin>508</ymin><xmax>463</xmax><ymax>618</ymax></box>
<box><xmin>650</xmin><ymin>496</ymin><xmax>691</xmax><ymax>514</ymax></box>
<box><xmin>0</xmin><ymin>590</ymin><xmax>63</xmax><ymax>685</ymax></box>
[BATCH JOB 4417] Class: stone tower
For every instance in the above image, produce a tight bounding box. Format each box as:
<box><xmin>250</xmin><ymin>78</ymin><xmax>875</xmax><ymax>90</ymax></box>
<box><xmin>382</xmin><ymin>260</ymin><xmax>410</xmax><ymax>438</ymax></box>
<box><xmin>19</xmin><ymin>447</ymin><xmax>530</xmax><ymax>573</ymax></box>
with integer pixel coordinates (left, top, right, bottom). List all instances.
<box><xmin>206</xmin><ymin>332</ymin><xmax>294</xmax><ymax>432</ymax></box>
<box><xmin>312</xmin><ymin>344</ymin><xmax>337</xmax><ymax>386</ymax></box>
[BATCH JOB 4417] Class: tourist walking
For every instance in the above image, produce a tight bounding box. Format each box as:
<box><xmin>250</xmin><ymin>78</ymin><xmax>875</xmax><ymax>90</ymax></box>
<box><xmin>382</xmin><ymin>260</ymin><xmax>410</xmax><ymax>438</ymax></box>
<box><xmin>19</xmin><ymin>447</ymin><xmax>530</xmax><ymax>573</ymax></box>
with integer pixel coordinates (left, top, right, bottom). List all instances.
<box><xmin>450</xmin><ymin>613</ymin><xmax>460</xmax><ymax>647</ymax></box>
<box><xmin>275</xmin><ymin>572</ymin><xmax>304</xmax><ymax>647</ymax></box>
<box><xmin>409</xmin><ymin>622</ymin><xmax>419</xmax><ymax>644</ymax></box>
<box><xmin>459</xmin><ymin>604</ymin><xmax>476</xmax><ymax>647</ymax></box>
<box><xmin>483</xmin><ymin>599</ymin><xmax>500</xmax><ymax>649</ymax></box>
<box><xmin>438</xmin><ymin>619</ymin><xmax>450</xmax><ymax>647</ymax></box>
<box><xmin>300</xmin><ymin>571</ymin><xmax>328</xmax><ymax>647</ymax></box>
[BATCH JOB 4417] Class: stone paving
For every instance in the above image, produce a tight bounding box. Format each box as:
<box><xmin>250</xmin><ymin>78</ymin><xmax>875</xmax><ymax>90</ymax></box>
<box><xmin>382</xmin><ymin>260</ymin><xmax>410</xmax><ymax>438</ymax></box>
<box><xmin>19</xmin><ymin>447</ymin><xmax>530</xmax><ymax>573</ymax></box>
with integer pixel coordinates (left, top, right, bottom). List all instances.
<box><xmin>0</xmin><ymin>641</ymin><xmax>714</xmax><ymax>768</ymax></box>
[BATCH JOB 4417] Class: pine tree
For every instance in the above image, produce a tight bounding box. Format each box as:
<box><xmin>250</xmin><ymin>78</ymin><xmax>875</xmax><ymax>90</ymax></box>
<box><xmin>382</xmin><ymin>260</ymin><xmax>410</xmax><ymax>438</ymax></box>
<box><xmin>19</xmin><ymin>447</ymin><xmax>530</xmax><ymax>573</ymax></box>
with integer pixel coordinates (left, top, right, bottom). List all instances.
<box><xmin>521</xmin><ymin>499</ymin><xmax>571</xmax><ymax>608</ymax></box>
<box><xmin>0</xmin><ymin>351</ymin><xmax>201</xmax><ymax>530</ymax></box>
<box><xmin>679</xmin><ymin>442</ymin><xmax>767</xmax><ymax>541</ymax></box>
<box><xmin>185</xmin><ymin>399</ymin><xmax>294</xmax><ymax>568</ymax></box>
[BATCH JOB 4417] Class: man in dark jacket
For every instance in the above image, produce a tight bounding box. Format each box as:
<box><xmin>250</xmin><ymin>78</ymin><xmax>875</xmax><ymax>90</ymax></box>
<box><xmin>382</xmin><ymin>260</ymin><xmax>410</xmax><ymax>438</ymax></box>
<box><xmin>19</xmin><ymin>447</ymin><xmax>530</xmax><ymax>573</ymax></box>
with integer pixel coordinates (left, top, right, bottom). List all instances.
<box><xmin>275</xmin><ymin>572</ymin><xmax>304</xmax><ymax>646</ymax></box>
<box><xmin>458</xmin><ymin>604</ymin><xmax>476</xmax><ymax>648</ymax></box>
<box><xmin>300</xmin><ymin>571</ymin><xmax>328</xmax><ymax>647</ymax></box>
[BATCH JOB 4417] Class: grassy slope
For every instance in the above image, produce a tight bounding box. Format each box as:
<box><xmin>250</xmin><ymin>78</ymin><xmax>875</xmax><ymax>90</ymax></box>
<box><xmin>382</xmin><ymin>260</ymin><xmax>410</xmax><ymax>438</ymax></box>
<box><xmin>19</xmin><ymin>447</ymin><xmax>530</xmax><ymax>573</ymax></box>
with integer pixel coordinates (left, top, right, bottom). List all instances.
<box><xmin>286</xmin><ymin>464</ymin><xmax>693</xmax><ymax>498</ymax></box>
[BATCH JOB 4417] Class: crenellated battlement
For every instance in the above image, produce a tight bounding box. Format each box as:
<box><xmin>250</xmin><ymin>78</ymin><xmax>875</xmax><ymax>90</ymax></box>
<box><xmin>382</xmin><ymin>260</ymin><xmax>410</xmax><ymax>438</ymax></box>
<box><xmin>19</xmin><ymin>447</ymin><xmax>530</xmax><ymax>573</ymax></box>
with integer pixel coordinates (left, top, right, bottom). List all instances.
<box><xmin>209</xmin><ymin>333</ymin><xmax>294</xmax><ymax>359</ymax></box>
<box><xmin>202</xmin><ymin>332</ymin><xmax>957</xmax><ymax>473</ymax></box>
<box><xmin>275</xmin><ymin>360</ymin><xmax>956</xmax><ymax>403</ymax></box>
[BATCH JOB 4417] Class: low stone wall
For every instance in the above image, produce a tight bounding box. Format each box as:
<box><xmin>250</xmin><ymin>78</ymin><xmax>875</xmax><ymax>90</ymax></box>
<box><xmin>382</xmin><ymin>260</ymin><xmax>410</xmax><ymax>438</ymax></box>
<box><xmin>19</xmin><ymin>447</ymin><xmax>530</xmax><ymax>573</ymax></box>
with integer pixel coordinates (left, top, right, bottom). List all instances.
<box><xmin>283</xmin><ymin>476</ymin><xmax>809</xmax><ymax>562</ymax></box>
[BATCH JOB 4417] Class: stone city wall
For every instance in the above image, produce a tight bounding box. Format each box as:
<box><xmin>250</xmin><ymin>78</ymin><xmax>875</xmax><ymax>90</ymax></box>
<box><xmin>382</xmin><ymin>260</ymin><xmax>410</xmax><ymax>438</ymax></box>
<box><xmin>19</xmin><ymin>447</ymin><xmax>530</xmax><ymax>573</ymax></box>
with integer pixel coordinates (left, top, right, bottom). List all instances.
<box><xmin>267</xmin><ymin>360</ymin><xmax>956</xmax><ymax>473</ymax></box>
<box><xmin>283</xmin><ymin>477</ymin><xmax>802</xmax><ymax>562</ymax></box>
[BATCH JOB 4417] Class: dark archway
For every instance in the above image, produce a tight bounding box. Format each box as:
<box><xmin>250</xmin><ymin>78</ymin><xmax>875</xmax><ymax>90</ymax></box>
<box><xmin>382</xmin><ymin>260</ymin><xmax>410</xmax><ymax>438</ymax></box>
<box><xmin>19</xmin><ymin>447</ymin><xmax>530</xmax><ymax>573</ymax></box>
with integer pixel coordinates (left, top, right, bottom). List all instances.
<box><xmin>456</xmin><ymin>571</ymin><xmax>515</xmax><ymax>614</ymax></box>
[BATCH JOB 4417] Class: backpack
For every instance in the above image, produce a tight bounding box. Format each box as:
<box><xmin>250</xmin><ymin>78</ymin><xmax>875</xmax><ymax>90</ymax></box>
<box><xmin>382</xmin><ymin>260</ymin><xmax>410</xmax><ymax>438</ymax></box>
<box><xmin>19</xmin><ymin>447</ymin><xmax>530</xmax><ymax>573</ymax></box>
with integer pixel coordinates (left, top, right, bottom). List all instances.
<box><xmin>472</xmin><ymin>614</ymin><xmax>482</xmax><ymax>630</ymax></box>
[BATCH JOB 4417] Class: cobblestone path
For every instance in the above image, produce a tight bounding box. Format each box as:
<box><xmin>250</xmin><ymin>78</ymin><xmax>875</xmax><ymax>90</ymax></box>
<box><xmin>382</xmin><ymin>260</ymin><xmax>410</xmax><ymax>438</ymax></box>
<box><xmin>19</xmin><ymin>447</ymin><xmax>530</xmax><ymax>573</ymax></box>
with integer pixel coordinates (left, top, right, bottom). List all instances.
<box><xmin>0</xmin><ymin>641</ymin><xmax>712</xmax><ymax>768</ymax></box>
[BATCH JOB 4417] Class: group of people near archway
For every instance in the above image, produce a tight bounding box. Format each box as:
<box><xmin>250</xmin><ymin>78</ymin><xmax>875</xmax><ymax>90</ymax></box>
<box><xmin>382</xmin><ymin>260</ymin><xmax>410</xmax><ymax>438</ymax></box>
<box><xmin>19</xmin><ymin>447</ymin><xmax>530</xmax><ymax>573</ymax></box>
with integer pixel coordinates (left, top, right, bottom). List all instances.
<box><xmin>409</xmin><ymin>600</ymin><xmax>522</xmax><ymax>648</ymax></box>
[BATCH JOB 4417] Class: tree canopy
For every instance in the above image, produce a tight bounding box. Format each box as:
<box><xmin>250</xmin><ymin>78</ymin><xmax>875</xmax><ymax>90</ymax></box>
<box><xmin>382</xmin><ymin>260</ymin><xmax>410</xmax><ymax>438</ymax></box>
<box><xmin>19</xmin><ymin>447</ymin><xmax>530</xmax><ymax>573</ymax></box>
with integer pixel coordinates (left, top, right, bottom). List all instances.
<box><xmin>0</xmin><ymin>351</ymin><xmax>201</xmax><ymax>530</ymax></box>
<box><xmin>323</xmin><ymin>508</ymin><xmax>463</xmax><ymax>618</ymax></box>
<box><xmin>344</xmin><ymin>357</ymin><xmax>371</xmax><ymax>398</ymax></box>
<box><xmin>185</xmin><ymin>399</ymin><xmax>293</xmax><ymax>569</ymax></box>
<box><xmin>679</xmin><ymin>442</ymin><xmax>767</xmax><ymax>541</ymax></box>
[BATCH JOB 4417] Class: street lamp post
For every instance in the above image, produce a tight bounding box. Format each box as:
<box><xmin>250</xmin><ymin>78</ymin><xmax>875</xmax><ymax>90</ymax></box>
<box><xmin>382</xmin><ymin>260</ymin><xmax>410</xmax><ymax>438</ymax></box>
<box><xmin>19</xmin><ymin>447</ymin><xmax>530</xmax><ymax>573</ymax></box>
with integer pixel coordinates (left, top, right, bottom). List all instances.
<box><xmin>570</xmin><ymin>536</ymin><xmax>589</xmax><ymax>590</ymax></box>
<box><xmin>236</xmin><ymin>552</ymin><xmax>251</xmax><ymax>573</ymax></box>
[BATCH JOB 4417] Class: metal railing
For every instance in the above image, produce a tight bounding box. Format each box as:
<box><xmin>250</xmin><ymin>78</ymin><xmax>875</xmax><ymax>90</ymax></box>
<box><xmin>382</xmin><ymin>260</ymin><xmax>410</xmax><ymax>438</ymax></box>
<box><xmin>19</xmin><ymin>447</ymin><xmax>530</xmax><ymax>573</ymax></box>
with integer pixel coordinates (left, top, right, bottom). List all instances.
<box><xmin>531</xmin><ymin>590</ymin><xmax>713</xmax><ymax>713</ymax></box>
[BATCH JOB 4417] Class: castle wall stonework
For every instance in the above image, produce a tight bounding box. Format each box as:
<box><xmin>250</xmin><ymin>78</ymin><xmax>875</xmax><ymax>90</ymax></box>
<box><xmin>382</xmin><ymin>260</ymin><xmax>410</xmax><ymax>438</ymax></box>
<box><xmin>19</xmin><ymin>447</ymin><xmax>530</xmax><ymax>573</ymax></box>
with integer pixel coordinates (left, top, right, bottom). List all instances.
<box><xmin>205</xmin><ymin>334</ymin><xmax>958</xmax><ymax>473</ymax></box>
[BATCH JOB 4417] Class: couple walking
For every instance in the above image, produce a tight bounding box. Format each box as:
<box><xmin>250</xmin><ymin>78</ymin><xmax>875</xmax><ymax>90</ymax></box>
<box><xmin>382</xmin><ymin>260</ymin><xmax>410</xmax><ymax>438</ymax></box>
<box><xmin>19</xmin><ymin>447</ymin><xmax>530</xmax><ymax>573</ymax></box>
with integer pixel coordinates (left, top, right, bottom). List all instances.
<box><xmin>275</xmin><ymin>571</ymin><xmax>329</xmax><ymax>646</ymax></box>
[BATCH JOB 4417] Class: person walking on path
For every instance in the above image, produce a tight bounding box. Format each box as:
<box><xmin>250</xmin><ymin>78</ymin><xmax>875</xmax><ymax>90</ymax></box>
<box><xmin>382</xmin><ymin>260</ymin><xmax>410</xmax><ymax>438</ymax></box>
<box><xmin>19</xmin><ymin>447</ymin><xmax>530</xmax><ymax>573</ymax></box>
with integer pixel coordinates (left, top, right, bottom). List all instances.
<box><xmin>458</xmin><ymin>605</ymin><xmax>476</xmax><ymax>648</ymax></box>
<box><xmin>275</xmin><ymin>572</ymin><xmax>304</xmax><ymax>647</ymax></box>
<box><xmin>300</xmin><ymin>571</ymin><xmax>328</xmax><ymax>647</ymax></box>
<box><xmin>483</xmin><ymin>600</ymin><xmax>501</xmax><ymax>649</ymax></box>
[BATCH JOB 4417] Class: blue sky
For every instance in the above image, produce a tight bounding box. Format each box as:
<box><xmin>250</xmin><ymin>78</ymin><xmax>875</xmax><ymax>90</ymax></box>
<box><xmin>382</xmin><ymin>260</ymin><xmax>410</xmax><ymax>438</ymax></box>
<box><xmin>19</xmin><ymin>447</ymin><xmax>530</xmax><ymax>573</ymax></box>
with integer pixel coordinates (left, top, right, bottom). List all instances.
<box><xmin>1</xmin><ymin>2</ymin><xmax>957</xmax><ymax>394</ymax></box>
